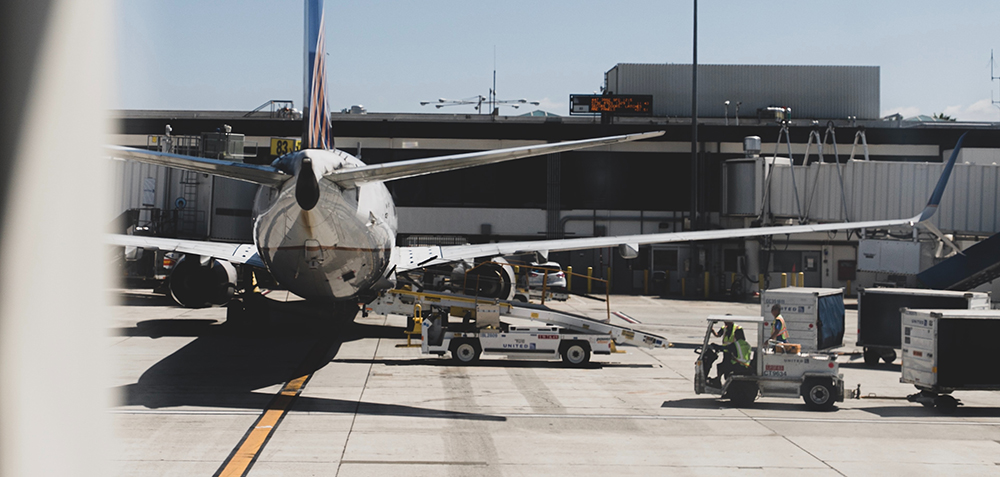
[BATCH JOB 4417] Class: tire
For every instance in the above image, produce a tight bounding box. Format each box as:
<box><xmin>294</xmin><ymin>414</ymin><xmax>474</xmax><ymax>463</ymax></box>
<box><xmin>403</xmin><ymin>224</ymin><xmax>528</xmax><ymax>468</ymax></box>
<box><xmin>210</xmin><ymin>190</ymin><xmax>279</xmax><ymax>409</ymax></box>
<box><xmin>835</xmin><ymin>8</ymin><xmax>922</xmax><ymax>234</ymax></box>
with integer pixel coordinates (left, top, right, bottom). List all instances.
<box><xmin>935</xmin><ymin>394</ymin><xmax>958</xmax><ymax>414</ymax></box>
<box><xmin>561</xmin><ymin>342</ymin><xmax>591</xmax><ymax>366</ymax></box>
<box><xmin>881</xmin><ymin>349</ymin><xmax>897</xmax><ymax>364</ymax></box>
<box><xmin>725</xmin><ymin>380</ymin><xmax>759</xmax><ymax>407</ymax></box>
<box><xmin>451</xmin><ymin>340</ymin><xmax>480</xmax><ymax>364</ymax></box>
<box><xmin>802</xmin><ymin>379</ymin><xmax>836</xmax><ymax>410</ymax></box>
<box><xmin>862</xmin><ymin>348</ymin><xmax>880</xmax><ymax>366</ymax></box>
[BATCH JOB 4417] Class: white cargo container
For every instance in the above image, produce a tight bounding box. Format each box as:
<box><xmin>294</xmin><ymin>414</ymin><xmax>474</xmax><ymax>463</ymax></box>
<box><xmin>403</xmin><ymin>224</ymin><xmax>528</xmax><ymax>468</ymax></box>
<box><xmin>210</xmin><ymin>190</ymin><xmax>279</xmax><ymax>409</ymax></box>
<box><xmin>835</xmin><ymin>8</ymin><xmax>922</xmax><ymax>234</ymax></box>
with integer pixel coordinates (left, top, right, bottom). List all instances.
<box><xmin>761</xmin><ymin>287</ymin><xmax>845</xmax><ymax>352</ymax></box>
<box><xmin>901</xmin><ymin>308</ymin><xmax>1000</xmax><ymax>411</ymax></box>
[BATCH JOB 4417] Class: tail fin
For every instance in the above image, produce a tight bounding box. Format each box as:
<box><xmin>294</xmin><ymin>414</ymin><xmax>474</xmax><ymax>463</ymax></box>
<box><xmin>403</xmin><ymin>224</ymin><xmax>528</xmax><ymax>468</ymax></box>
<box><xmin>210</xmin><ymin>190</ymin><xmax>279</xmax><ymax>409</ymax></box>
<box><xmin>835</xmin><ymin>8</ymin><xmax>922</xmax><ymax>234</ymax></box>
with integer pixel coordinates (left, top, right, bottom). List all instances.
<box><xmin>918</xmin><ymin>132</ymin><xmax>967</xmax><ymax>222</ymax></box>
<box><xmin>304</xmin><ymin>0</ymin><xmax>331</xmax><ymax>150</ymax></box>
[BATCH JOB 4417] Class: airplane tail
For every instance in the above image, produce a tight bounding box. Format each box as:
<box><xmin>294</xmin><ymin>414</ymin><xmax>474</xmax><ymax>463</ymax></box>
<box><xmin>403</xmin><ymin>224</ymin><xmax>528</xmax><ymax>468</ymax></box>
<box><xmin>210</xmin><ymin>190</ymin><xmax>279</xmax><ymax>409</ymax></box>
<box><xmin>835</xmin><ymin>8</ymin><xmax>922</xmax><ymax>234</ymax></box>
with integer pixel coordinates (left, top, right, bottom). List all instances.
<box><xmin>918</xmin><ymin>132</ymin><xmax>967</xmax><ymax>222</ymax></box>
<box><xmin>304</xmin><ymin>0</ymin><xmax>331</xmax><ymax>150</ymax></box>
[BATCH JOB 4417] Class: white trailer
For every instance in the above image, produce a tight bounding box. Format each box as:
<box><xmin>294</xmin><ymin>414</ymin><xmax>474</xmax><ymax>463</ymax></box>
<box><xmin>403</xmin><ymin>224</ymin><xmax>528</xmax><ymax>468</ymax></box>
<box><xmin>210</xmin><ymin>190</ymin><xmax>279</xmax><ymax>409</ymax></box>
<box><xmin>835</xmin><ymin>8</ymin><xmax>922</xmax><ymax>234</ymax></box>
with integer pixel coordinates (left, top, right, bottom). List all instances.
<box><xmin>901</xmin><ymin>308</ymin><xmax>1000</xmax><ymax>411</ymax></box>
<box><xmin>761</xmin><ymin>287</ymin><xmax>845</xmax><ymax>352</ymax></box>
<box><xmin>366</xmin><ymin>289</ymin><xmax>668</xmax><ymax>365</ymax></box>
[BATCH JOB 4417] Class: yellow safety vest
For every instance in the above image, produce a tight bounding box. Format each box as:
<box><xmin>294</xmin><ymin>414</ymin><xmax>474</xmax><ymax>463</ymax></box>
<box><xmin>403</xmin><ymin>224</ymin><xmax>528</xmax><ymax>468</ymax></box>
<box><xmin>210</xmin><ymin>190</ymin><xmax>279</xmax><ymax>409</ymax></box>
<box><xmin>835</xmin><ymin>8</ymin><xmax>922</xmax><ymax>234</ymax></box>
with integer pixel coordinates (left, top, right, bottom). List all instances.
<box><xmin>722</xmin><ymin>324</ymin><xmax>742</xmax><ymax>346</ymax></box>
<box><xmin>773</xmin><ymin>315</ymin><xmax>789</xmax><ymax>342</ymax></box>
<box><xmin>731</xmin><ymin>339</ymin><xmax>751</xmax><ymax>367</ymax></box>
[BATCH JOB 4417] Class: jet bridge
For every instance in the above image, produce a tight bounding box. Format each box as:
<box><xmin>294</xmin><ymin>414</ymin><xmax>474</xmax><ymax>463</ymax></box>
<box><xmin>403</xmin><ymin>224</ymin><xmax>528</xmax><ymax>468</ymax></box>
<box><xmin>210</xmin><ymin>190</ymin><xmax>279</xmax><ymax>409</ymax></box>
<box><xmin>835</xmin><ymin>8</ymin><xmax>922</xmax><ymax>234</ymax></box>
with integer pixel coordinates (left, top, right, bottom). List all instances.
<box><xmin>365</xmin><ymin>289</ymin><xmax>669</xmax><ymax>349</ymax></box>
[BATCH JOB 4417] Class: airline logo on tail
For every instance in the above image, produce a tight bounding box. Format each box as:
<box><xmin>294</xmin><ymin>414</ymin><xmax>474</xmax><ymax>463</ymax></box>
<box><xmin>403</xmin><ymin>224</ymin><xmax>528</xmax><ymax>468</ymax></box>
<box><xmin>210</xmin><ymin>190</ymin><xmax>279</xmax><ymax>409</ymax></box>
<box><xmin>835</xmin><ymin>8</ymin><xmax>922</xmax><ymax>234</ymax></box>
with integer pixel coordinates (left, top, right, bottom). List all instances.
<box><xmin>305</xmin><ymin>0</ymin><xmax>331</xmax><ymax>150</ymax></box>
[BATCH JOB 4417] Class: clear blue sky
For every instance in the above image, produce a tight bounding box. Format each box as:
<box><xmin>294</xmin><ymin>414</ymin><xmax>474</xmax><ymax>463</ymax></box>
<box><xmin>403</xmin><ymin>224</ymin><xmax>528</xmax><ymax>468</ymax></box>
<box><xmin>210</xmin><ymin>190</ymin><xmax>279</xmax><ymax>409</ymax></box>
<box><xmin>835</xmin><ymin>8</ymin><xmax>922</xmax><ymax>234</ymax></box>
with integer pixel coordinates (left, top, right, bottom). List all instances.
<box><xmin>116</xmin><ymin>0</ymin><xmax>1000</xmax><ymax>121</ymax></box>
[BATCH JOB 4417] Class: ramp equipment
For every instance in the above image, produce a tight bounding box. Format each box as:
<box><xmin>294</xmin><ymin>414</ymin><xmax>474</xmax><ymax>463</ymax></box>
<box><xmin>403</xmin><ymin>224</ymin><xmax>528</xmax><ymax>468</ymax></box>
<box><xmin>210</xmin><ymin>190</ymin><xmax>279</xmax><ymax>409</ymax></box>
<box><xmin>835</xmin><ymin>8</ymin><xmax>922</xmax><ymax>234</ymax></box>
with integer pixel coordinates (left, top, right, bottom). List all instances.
<box><xmin>917</xmin><ymin>232</ymin><xmax>1000</xmax><ymax>291</ymax></box>
<box><xmin>365</xmin><ymin>289</ymin><xmax>668</xmax><ymax>362</ymax></box>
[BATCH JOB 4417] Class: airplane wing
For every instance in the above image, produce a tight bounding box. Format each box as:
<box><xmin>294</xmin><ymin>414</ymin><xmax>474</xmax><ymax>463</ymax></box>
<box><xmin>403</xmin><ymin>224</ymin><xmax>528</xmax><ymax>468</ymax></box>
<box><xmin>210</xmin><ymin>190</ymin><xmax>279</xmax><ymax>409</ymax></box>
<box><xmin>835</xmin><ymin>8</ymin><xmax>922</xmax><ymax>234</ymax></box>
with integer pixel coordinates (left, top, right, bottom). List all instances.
<box><xmin>396</xmin><ymin>132</ymin><xmax>968</xmax><ymax>272</ymax></box>
<box><xmin>108</xmin><ymin>146</ymin><xmax>290</xmax><ymax>187</ymax></box>
<box><xmin>109</xmin><ymin>234</ymin><xmax>265</xmax><ymax>268</ymax></box>
<box><xmin>327</xmin><ymin>131</ymin><xmax>664</xmax><ymax>187</ymax></box>
<box><xmin>395</xmin><ymin>217</ymin><xmax>916</xmax><ymax>271</ymax></box>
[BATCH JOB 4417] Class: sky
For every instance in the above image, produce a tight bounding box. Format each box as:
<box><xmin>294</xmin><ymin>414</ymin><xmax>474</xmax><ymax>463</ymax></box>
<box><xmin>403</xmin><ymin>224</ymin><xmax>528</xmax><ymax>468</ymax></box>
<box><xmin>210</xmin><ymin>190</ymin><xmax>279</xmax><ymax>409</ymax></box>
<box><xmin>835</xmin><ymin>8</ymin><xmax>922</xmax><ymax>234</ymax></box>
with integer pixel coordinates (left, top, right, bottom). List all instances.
<box><xmin>116</xmin><ymin>0</ymin><xmax>1000</xmax><ymax>121</ymax></box>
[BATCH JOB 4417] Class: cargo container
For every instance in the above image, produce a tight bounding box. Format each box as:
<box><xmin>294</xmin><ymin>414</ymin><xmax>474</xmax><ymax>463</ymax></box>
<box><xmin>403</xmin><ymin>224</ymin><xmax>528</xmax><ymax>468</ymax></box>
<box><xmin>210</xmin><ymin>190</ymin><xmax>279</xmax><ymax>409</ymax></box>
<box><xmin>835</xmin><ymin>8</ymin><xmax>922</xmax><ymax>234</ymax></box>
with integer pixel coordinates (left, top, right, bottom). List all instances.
<box><xmin>761</xmin><ymin>287</ymin><xmax>845</xmax><ymax>352</ymax></box>
<box><xmin>901</xmin><ymin>309</ymin><xmax>1000</xmax><ymax>411</ymax></box>
<box><xmin>857</xmin><ymin>288</ymin><xmax>990</xmax><ymax>366</ymax></box>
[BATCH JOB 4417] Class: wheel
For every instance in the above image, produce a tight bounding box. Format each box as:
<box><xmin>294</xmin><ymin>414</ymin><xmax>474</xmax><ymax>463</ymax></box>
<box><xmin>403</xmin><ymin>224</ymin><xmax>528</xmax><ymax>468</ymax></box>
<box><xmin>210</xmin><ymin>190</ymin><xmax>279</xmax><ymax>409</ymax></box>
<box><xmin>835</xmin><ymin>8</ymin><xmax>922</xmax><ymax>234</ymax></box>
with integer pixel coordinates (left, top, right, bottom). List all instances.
<box><xmin>862</xmin><ymin>348</ymin><xmax>880</xmax><ymax>366</ymax></box>
<box><xmin>725</xmin><ymin>380</ymin><xmax>759</xmax><ymax>407</ymax></box>
<box><xmin>513</xmin><ymin>294</ymin><xmax>528</xmax><ymax>303</ymax></box>
<box><xmin>880</xmin><ymin>349</ymin><xmax>897</xmax><ymax>364</ymax></box>
<box><xmin>935</xmin><ymin>394</ymin><xmax>959</xmax><ymax>413</ymax></box>
<box><xmin>450</xmin><ymin>340</ymin><xmax>481</xmax><ymax>364</ymax></box>
<box><xmin>561</xmin><ymin>342</ymin><xmax>591</xmax><ymax>366</ymax></box>
<box><xmin>802</xmin><ymin>379</ymin><xmax>836</xmax><ymax>410</ymax></box>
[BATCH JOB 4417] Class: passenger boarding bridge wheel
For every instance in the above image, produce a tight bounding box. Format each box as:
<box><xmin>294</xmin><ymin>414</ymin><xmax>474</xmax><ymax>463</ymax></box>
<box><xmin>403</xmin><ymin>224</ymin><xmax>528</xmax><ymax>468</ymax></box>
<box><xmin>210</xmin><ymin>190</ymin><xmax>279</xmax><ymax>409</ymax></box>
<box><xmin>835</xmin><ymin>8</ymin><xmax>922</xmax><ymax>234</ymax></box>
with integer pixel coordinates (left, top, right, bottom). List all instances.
<box><xmin>561</xmin><ymin>342</ymin><xmax>591</xmax><ymax>366</ymax></box>
<box><xmin>450</xmin><ymin>340</ymin><xmax>481</xmax><ymax>364</ymax></box>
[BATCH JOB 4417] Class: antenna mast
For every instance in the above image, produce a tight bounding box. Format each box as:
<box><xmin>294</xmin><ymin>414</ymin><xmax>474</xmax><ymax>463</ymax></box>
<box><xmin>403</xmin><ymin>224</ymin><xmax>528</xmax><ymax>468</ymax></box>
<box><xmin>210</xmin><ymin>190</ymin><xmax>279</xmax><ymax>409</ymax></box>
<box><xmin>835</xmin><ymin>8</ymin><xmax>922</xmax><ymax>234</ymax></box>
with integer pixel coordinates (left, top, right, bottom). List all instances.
<box><xmin>992</xmin><ymin>49</ymin><xmax>1000</xmax><ymax>117</ymax></box>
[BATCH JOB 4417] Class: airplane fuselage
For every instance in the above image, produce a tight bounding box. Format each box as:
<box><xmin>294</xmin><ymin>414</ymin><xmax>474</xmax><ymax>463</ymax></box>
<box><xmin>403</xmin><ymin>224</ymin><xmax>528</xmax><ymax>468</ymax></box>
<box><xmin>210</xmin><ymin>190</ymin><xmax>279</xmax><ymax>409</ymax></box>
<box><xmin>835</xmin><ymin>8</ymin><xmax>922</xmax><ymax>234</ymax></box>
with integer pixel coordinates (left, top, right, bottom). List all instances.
<box><xmin>253</xmin><ymin>149</ymin><xmax>397</xmax><ymax>300</ymax></box>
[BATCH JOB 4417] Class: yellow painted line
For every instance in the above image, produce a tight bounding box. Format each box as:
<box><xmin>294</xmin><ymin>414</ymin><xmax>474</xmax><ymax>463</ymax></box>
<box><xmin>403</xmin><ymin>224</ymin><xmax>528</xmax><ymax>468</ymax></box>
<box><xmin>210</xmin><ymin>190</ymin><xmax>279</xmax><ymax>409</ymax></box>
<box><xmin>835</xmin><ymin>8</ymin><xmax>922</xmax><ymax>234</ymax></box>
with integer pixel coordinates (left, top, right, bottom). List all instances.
<box><xmin>215</xmin><ymin>375</ymin><xmax>310</xmax><ymax>477</ymax></box>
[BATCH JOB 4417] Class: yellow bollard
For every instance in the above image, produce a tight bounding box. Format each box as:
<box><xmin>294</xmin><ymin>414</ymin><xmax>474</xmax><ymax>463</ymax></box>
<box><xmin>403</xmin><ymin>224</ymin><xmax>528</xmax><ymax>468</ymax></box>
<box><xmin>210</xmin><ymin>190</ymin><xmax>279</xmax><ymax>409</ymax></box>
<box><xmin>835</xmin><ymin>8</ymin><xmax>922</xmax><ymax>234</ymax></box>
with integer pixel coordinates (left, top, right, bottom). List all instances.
<box><xmin>567</xmin><ymin>266</ymin><xmax>573</xmax><ymax>291</ymax></box>
<box><xmin>704</xmin><ymin>271</ymin><xmax>710</xmax><ymax>298</ymax></box>
<box><xmin>781</xmin><ymin>273</ymin><xmax>787</xmax><ymax>288</ymax></box>
<box><xmin>758</xmin><ymin>273</ymin><xmax>765</xmax><ymax>291</ymax></box>
<box><xmin>792</xmin><ymin>273</ymin><xmax>797</xmax><ymax>287</ymax></box>
<box><xmin>846</xmin><ymin>279</ymin><xmax>852</xmax><ymax>297</ymax></box>
<box><xmin>587</xmin><ymin>267</ymin><xmax>593</xmax><ymax>294</ymax></box>
<box><xmin>681</xmin><ymin>278</ymin><xmax>686</xmax><ymax>297</ymax></box>
<box><xmin>643</xmin><ymin>270</ymin><xmax>649</xmax><ymax>295</ymax></box>
<box><xmin>729</xmin><ymin>272</ymin><xmax>735</xmax><ymax>291</ymax></box>
<box><xmin>798</xmin><ymin>272</ymin><xmax>805</xmax><ymax>287</ymax></box>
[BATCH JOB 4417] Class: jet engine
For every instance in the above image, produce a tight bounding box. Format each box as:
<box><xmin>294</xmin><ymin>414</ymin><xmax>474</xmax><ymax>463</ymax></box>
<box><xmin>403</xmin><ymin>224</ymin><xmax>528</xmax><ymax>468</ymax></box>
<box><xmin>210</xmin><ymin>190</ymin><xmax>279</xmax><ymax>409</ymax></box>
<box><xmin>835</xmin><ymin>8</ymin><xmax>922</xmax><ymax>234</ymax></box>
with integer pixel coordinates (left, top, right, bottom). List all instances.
<box><xmin>168</xmin><ymin>255</ymin><xmax>237</xmax><ymax>308</ymax></box>
<box><xmin>459</xmin><ymin>257</ymin><xmax>515</xmax><ymax>300</ymax></box>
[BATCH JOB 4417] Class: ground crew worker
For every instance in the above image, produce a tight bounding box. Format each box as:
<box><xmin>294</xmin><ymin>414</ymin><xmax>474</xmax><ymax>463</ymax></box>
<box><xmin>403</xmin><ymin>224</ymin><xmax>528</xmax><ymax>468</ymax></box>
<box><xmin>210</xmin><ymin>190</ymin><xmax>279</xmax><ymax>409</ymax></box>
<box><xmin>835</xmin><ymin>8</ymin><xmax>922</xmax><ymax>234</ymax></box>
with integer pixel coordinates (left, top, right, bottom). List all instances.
<box><xmin>715</xmin><ymin>328</ymin><xmax>752</xmax><ymax>380</ymax></box>
<box><xmin>713</xmin><ymin>320</ymin><xmax>743</xmax><ymax>346</ymax></box>
<box><xmin>708</xmin><ymin>327</ymin><xmax>753</xmax><ymax>387</ymax></box>
<box><xmin>768</xmin><ymin>304</ymin><xmax>789</xmax><ymax>344</ymax></box>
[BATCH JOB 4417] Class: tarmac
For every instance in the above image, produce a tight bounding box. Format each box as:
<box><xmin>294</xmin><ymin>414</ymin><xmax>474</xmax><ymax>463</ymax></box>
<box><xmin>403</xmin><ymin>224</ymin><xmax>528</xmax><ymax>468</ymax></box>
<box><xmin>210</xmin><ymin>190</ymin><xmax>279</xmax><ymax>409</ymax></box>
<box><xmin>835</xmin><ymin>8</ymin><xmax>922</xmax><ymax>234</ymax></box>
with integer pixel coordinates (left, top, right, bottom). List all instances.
<box><xmin>110</xmin><ymin>290</ymin><xmax>1000</xmax><ymax>476</ymax></box>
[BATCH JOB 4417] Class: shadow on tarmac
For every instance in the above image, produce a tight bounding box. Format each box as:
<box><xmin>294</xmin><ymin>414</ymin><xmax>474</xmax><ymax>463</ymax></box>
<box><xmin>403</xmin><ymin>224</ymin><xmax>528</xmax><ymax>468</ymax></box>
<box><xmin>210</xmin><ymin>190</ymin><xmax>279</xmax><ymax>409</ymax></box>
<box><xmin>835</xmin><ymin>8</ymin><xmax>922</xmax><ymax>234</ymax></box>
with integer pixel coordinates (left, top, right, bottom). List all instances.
<box><xmin>838</xmin><ymin>361</ymin><xmax>901</xmax><ymax>372</ymax></box>
<box><xmin>329</xmin><ymin>357</ymin><xmax>643</xmax><ymax>370</ymax></box>
<box><xmin>114</xmin><ymin>298</ymin><xmax>505</xmax><ymax>422</ymax></box>
<box><xmin>113</xmin><ymin>291</ymin><xmax>177</xmax><ymax>307</ymax></box>
<box><xmin>660</xmin><ymin>397</ymin><xmax>826</xmax><ymax>412</ymax></box>
<box><xmin>859</xmin><ymin>405</ymin><xmax>1000</xmax><ymax>418</ymax></box>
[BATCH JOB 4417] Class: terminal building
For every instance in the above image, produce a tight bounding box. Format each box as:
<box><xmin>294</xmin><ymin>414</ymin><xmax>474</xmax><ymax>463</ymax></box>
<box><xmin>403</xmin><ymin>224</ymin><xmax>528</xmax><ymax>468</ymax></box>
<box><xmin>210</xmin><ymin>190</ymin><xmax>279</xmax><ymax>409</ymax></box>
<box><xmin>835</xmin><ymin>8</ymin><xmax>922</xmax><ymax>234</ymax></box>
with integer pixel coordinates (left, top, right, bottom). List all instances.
<box><xmin>112</xmin><ymin>63</ymin><xmax>1000</xmax><ymax>300</ymax></box>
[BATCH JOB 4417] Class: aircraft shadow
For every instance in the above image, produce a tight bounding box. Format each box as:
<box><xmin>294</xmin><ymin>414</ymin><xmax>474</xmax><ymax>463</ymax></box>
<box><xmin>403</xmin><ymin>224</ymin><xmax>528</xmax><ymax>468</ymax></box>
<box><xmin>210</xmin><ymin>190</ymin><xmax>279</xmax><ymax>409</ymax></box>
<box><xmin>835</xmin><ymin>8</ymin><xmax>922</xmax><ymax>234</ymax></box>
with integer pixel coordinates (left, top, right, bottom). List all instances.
<box><xmin>112</xmin><ymin>291</ymin><xmax>177</xmax><ymax>307</ymax></box>
<box><xmin>114</xmin><ymin>300</ymin><xmax>503</xmax><ymax>422</ymax></box>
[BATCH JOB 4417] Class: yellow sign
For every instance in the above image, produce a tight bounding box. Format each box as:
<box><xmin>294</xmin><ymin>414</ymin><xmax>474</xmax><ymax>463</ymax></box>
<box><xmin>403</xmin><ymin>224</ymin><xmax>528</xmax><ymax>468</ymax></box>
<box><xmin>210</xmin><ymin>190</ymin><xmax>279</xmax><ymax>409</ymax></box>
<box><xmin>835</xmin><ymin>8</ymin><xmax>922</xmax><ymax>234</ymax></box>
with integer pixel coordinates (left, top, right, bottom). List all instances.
<box><xmin>270</xmin><ymin>138</ymin><xmax>301</xmax><ymax>156</ymax></box>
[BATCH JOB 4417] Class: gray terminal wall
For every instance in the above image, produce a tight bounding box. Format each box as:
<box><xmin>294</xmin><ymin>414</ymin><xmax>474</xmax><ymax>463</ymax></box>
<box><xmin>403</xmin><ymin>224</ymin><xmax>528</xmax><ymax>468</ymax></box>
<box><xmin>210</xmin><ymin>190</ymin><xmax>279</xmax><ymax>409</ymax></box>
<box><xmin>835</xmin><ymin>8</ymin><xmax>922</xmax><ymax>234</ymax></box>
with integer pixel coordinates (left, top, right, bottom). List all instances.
<box><xmin>605</xmin><ymin>63</ymin><xmax>880</xmax><ymax>120</ymax></box>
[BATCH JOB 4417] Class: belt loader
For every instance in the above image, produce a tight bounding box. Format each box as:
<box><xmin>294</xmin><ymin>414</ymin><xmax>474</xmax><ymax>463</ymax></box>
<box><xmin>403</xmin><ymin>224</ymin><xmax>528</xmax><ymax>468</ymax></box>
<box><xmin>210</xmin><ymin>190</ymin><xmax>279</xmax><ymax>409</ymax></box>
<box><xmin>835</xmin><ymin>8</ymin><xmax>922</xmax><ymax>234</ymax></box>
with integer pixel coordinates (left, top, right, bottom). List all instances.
<box><xmin>365</xmin><ymin>289</ymin><xmax>669</xmax><ymax>365</ymax></box>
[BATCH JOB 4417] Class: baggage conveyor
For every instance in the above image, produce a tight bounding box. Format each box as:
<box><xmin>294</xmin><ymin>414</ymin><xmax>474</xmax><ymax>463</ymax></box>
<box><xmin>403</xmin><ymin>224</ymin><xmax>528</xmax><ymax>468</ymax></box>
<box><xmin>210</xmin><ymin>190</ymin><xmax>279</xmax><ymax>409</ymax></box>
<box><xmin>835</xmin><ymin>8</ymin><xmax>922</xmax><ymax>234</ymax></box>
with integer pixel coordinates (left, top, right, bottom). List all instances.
<box><xmin>365</xmin><ymin>289</ymin><xmax>669</xmax><ymax>364</ymax></box>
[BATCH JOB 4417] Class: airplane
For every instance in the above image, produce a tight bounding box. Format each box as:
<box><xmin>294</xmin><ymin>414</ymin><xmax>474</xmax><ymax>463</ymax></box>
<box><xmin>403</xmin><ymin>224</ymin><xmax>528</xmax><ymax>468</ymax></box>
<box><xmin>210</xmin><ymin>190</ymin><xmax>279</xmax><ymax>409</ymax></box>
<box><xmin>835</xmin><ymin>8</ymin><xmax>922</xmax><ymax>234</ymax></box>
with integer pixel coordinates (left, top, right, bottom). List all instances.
<box><xmin>110</xmin><ymin>0</ymin><xmax>967</xmax><ymax>317</ymax></box>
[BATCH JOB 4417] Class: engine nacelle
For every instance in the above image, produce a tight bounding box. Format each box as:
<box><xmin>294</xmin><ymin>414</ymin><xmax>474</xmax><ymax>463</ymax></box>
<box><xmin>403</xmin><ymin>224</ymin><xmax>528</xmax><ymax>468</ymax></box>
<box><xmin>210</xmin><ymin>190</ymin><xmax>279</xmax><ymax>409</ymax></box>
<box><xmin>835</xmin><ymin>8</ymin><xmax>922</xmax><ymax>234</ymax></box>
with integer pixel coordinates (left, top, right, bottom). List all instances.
<box><xmin>168</xmin><ymin>255</ymin><xmax>237</xmax><ymax>308</ymax></box>
<box><xmin>460</xmin><ymin>257</ymin><xmax>515</xmax><ymax>300</ymax></box>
